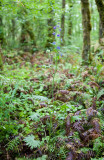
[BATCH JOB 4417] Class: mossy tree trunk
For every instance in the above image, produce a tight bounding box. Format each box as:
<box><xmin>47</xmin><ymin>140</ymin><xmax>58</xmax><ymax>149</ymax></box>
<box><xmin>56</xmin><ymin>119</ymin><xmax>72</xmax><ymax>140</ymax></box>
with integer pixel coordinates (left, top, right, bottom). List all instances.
<box><xmin>95</xmin><ymin>0</ymin><xmax>104</xmax><ymax>45</ymax></box>
<box><xmin>11</xmin><ymin>19</ymin><xmax>16</xmax><ymax>42</ymax></box>
<box><xmin>61</xmin><ymin>0</ymin><xmax>66</xmax><ymax>46</ymax></box>
<box><xmin>45</xmin><ymin>1</ymin><xmax>55</xmax><ymax>50</ymax></box>
<box><xmin>68</xmin><ymin>0</ymin><xmax>73</xmax><ymax>44</ymax></box>
<box><xmin>19</xmin><ymin>5</ymin><xmax>36</xmax><ymax>50</ymax></box>
<box><xmin>99</xmin><ymin>20</ymin><xmax>103</xmax><ymax>41</ymax></box>
<box><xmin>0</xmin><ymin>46</ymin><xmax>3</xmax><ymax>71</ymax></box>
<box><xmin>0</xmin><ymin>2</ymin><xmax>4</xmax><ymax>46</ymax></box>
<box><xmin>81</xmin><ymin>0</ymin><xmax>91</xmax><ymax>65</ymax></box>
<box><xmin>0</xmin><ymin>2</ymin><xmax>3</xmax><ymax>71</ymax></box>
<box><xmin>20</xmin><ymin>21</ymin><xmax>36</xmax><ymax>47</ymax></box>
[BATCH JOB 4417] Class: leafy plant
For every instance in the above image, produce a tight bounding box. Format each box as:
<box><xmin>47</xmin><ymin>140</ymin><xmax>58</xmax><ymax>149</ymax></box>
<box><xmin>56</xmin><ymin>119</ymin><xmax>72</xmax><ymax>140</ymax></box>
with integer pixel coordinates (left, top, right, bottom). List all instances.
<box><xmin>24</xmin><ymin>134</ymin><xmax>41</xmax><ymax>149</ymax></box>
<box><xmin>93</xmin><ymin>137</ymin><xmax>104</xmax><ymax>157</ymax></box>
<box><xmin>7</xmin><ymin>136</ymin><xmax>20</xmax><ymax>151</ymax></box>
<box><xmin>97</xmin><ymin>89</ymin><xmax>104</xmax><ymax>100</ymax></box>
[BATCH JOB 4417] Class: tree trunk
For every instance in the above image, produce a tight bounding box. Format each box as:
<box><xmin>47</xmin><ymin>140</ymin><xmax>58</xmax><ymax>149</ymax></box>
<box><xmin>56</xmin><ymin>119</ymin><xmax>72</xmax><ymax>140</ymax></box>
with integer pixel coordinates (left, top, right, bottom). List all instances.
<box><xmin>95</xmin><ymin>0</ymin><xmax>104</xmax><ymax>44</ymax></box>
<box><xmin>45</xmin><ymin>2</ymin><xmax>55</xmax><ymax>50</ymax></box>
<box><xmin>0</xmin><ymin>2</ymin><xmax>3</xmax><ymax>71</ymax></box>
<box><xmin>19</xmin><ymin>4</ymin><xmax>36</xmax><ymax>49</ymax></box>
<box><xmin>81</xmin><ymin>0</ymin><xmax>91</xmax><ymax>65</ymax></box>
<box><xmin>99</xmin><ymin>20</ymin><xmax>103</xmax><ymax>41</ymax></box>
<box><xmin>11</xmin><ymin>19</ymin><xmax>16</xmax><ymax>42</ymax></box>
<box><xmin>0</xmin><ymin>45</ymin><xmax>3</xmax><ymax>71</ymax></box>
<box><xmin>61</xmin><ymin>0</ymin><xmax>66</xmax><ymax>46</ymax></box>
<box><xmin>68</xmin><ymin>1</ymin><xmax>73</xmax><ymax>44</ymax></box>
<box><xmin>0</xmin><ymin>2</ymin><xmax>5</xmax><ymax>46</ymax></box>
<box><xmin>20</xmin><ymin>21</ymin><xmax>36</xmax><ymax>47</ymax></box>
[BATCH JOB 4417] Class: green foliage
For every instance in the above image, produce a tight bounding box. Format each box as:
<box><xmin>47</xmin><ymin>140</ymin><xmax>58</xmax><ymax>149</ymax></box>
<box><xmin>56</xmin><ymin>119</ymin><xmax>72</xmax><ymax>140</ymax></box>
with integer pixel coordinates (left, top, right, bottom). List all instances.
<box><xmin>71</xmin><ymin>115</ymin><xmax>82</xmax><ymax>123</ymax></box>
<box><xmin>0</xmin><ymin>52</ymin><xmax>104</xmax><ymax>159</ymax></box>
<box><xmin>7</xmin><ymin>136</ymin><xmax>20</xmax><ymax>151</ymax></box>
<box><xmin>0</xmin><ymin>0</ymin><xmax>99</xmax><ymax>51</ymax></box>
<box><xmin>24</xmin><ymin>135</ymin><xmax>41</xmax><ymax>149</ymax></box>
<box><xmin>93</xmin><ymin>137</ymin><xmax>104</xmax><ymax>157</ymax></box>
<box><xmin>80</xmin><ymin>147</ymin><xmax>91</xmax><ymax>154</ymax></box>
<box><xmin>15</xmin><ymin>155</ymin><xmax>48</xmax><ymax>160</ymax></box>
<box><xmin>33</xmin><ymin>95</ymin><xmax>49</xmax><ymax>101</ymax></box>
<box><xmin>97</xmin><ymin>89</ymin><xmax>104</xmax><ymax>100</ymax></box>
<box><xmin>29</xmin><ymin>113</ymin><xmax>40</xmax><ymax>121</ymax></box>
<box><xmin>91</xmin><ymin>158</ymin><xmax>104</xmax><ymax>160</ymax></box>
<box><xmin>0</xmin><ymin>5</ymin><xmax>104</xmax><ymax>156</ymax></box>
<box><xmin>35</xmin><ymin>155</ymin><xmax>48</xmax><ymax>160</ymax></box>
<box><xmin>0</xmin><ymin>53</ymin><xmax>3</xmax><ymax>71</ymax></box>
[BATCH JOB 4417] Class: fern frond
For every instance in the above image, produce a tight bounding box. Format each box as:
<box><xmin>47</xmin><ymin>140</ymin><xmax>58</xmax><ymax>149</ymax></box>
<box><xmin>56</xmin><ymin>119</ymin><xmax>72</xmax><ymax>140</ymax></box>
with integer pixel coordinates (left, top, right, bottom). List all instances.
<box><xmin>36</xmin><ymin>155</ymin><xmax>48</xmax><ymax>160</ymax></box>
<box><xmin>29</xmin><ymin>112</ymin><xmax>40</xmax><ymax>121</ymax></box>
<box><xmin>97</xmin><ymin>89</ymin><xmax>104</xmax><ymax>100</ymax></box>
<box><xmin>7</xmin><ymin>136</ymin><xmax>20</xmax><ymax>151</ymax></box>
<box><xmin>33</xmin><ymin>95</ymin><xmax>48</xmax><ymax>101</ymax></box>
<box><xmin>24</xmin><ymin>134</ymin><xmax>41</xmax><ymax>149</ymax></box>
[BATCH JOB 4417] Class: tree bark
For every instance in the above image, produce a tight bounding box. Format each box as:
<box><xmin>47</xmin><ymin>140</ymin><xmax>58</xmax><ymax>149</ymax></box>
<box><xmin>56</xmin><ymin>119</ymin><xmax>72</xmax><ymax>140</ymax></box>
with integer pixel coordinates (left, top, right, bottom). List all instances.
<box><xmin>19</xmin><ymin>4</ymin><xmax>36</xmax><ymax>49</ymax></box>
<box><xmin>95</xmin><ymin>0</ymin><xmax>104</xmax><ymax>44</ymax></box>
<box><xmin>0</xmin><ymin>2</ymin><xmax>5</xmax><ymax>46</ymax></box>
<box><xmin>81</xmin><ymin>0</ymin><xmax>91</xmax><ymax>65</ymax></box>
<box><xmin>0</xmin><ymin>2</ymin><xmax>3</xmax><ymax>71</ymax></box>
<box><xmin>20</xmin><ymin>21</ymin><xmax>36</xmax><ymax>47</ymax></box>
<box><xmin>68</xmin><ymin>1</ymin><xmax>73</xmax><ymax>44</ymax></box>
<box><xmin>0</xmin><ymin>45</ymin><xmax>3</xmax><ymax>71</ymax></box>
<box><xmin>99</xmin><ymin>20</ymin><xmax>103</xmax><ymax>41</ymax></box>
<box><xmin>45</xmin><ymin>2</ymin><xmax>55</xmax><ymax>50</ymax></box>
<box><xmin>11</xmin><ymin>19</ymin><xmax>16</xmax><ymax>42</ymax></box>
<box><xmin>61</xmin><ymin>0</ymin><xmax>66</xmax><ymax>46</ymax></box>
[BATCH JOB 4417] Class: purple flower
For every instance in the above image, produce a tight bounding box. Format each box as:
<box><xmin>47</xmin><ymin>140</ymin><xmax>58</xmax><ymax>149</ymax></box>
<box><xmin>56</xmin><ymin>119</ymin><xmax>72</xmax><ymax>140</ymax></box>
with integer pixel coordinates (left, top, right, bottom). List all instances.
<box><xmin>57</xmin><ymin>25</ymin><xmax>59</xmax><ymax>27</ymax></box>
<box><xmin>59</xmin><ymin>28</ymin><xmax>61</xmax><ymax>31</ymax></box>
<box><xmin>52</xmin><ymin>32</ymin><xmax>56</xmax><ymax>35</ymax></box>
<box><xmin>57</xmin><ymin>34</ymin><xmax>60</xmax><ymax>37</ymax></box>
<box><xmin>57</xmin><ymin>46</ymin><xmax>60</xmax><ymax>50</ymax></box>
<box><xmin>59</xmin><ymin>52</ymin><xmax>63</xmax><ymax>56</ymax></box>
<box><xmin>61</xmin><ymin>38</ymin><xmax>62</xmax><ymax>41</ymax></box>
<box><xmin>53</xmin><ymin>42</ymin><xmax>56</xmax><ymax>45</ymax></box>
<box><xmin>53</xmin><ymin>26</ymin><xmax>56</xmax><ymax>29</ymax></box>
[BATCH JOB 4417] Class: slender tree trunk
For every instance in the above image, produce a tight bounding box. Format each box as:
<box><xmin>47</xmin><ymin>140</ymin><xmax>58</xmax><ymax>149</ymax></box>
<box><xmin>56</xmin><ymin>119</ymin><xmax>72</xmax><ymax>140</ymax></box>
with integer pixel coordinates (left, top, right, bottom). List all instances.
<box><xmin>20</xmin><ymin>21</ymin><xmax>36</xmax><ymax>47</ymax></box>
<box><xmin>95</xmin><ymin>0</ymin><xmax>104</xmax><ymax>44</ymax></box>
<box><xmin>0</xmin><ymin>45</ymin><xmax>3</xmax><ymax>71</ymax></box>
<box><xmin>68</xmin><ymin>1</ymin><xmax>73</xmax><ymax>44</ymax></box>
<box><xmin>61</xmin><ymin>0</ymin><xmax>65</xmax><ymax>46</ymax></box>
<box><xmin>45</xmin><ymin>2</ymin><xmax>55</xmax><ymax>50</ymax></box>
<box><xmin>81</xmin><ymin>0</ymin><xmax>91</xmax><ymax>65</ymax></box>
<box><xmin>11</xmin><ymin>19</ymin><xmax>16</xmax><ymax>42</ymax></box>
<box><xmin>0</xmin><ymin>2</ymin><xmax>5</xmax><ymax>46</ymax></box>
<box><xmin>99</xmin><ymin>20</ymin><xmax>103</xmax><ymax>41</ymax></box>
<box><xmin>0</xmin><ymin>2</ymin><xmax>3</xmax><ymax>71</ymax></box>
<box><xmin>19</xmin><ymin>5</ymin><xmax>36</xmax><ymax>49</ymax></box>
<box><xmin>45</xmin><ymin>17</ymin><xmax>55</xmax><ymax>50</ymax></box>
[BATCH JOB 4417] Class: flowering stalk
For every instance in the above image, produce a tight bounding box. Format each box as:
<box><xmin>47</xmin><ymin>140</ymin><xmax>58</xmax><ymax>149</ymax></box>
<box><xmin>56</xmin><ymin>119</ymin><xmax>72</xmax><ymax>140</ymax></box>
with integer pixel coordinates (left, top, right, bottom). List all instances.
<box><xmin>48</xmin><ymin>23</ymin><xmax>62</xmax><ymax>141</ymax></box>
<box><xmin>51</xmin><ymin>24</ymin><xmax>62</xmax><ymax>101</ymax></box>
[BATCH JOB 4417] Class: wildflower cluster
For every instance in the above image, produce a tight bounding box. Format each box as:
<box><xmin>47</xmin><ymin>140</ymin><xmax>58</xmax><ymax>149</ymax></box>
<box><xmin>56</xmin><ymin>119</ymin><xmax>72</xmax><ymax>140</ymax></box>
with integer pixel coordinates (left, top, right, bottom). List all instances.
<box><xmin>52</xmin><ymin>24</ymin><xmax>62</xmax><ymax>55</ymax></box>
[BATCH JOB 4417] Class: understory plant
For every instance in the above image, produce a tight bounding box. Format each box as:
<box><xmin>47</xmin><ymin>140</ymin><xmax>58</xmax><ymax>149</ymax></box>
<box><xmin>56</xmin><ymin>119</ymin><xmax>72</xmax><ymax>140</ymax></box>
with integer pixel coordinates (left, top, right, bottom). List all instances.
<box><xmin>0</xmin><ymin>45</ymin><xmax>104</xmax><ymax>159</ymax></box>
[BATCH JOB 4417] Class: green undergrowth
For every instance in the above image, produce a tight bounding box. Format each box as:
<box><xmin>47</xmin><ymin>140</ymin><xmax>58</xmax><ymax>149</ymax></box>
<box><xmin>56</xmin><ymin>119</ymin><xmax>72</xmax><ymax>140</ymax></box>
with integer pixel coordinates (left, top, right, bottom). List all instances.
<box><xmin>0</xmin><ymin>51</ymin><xmax>104</xmax><ymax>160</ymax></box>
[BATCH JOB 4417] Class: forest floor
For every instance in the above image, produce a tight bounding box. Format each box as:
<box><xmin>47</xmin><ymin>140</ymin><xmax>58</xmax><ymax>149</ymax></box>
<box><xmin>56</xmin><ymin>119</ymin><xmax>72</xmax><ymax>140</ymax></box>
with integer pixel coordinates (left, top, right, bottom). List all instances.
<box><xmin>0</xmin><ymin>49</ymin><xmax>104</xmax><ymax>160</ymax></box>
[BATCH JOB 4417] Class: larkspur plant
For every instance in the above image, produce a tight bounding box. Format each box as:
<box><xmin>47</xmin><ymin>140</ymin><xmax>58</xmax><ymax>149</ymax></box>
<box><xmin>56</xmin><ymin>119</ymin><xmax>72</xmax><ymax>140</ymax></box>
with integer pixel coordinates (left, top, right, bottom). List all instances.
<box><xmin>52</xmin><ymin>32</ymin><xmax>56</xmax><ymax>35</ymax></box>
<box><xmin>51</xmin><ymin>23</ymin><xmax>62</xmax><ymax>100</ymax></box>
<box><xmin>57</xmin><ymin>46</ymin><xmax>60</xmax><ymax>49</ymax></box>
<box><xmin>48</xmin><ymin>23</ymin><xmax>63</xmax><ymax>143</ymax></box>
<box><xmin>57</xmin><ymin>34</ymin><xmax>60</xmax><ymax>37</ymax></box>
<box><xmin>52</xmin><ymin>24</ymin><xmax>62</xmax><ymax>55</ymax></box>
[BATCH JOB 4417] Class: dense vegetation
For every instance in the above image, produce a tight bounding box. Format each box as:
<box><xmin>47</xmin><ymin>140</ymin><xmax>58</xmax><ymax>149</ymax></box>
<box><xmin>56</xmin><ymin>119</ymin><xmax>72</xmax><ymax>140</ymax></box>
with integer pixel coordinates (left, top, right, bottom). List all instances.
<box><xmin>0</xmin><ymin>0</ymin><xmax>104</xmax><ymax>160</ymax></box>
